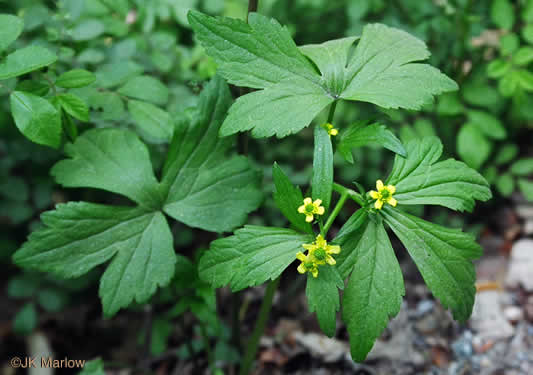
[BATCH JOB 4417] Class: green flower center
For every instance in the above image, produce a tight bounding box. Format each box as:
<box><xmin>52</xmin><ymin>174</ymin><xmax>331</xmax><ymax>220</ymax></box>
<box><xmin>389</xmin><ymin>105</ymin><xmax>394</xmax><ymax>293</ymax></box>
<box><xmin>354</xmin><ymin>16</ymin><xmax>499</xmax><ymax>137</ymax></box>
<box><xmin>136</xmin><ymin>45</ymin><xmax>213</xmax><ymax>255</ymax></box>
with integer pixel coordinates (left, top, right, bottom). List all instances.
<box><xmin>380</xmin><ymin>189</ymin><xmax>391</xmax><ymax>199</ymax></box>
<box><xmin>304</xmin><ymin>261</ymin><xmax>315</xmax><ymax>270</ymax></box>
<box><xmin>305</xmin><ymin>204</ymin><xmax>315</xmax><ymax>213</ymax></box>
<box><xmin>314</xmin><ymin>248</ymin><xmax>326</xmax><ymax>261</ymax></box>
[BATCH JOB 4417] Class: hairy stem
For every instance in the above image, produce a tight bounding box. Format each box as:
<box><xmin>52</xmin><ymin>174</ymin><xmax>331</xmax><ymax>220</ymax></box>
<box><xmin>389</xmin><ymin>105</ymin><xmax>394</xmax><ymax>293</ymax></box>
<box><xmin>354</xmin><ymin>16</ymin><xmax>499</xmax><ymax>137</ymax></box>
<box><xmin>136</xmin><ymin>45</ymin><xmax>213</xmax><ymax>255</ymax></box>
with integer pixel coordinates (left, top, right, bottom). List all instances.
<box><xmin>239</xmin><ymin>276</ymin><xmax>280</xmax><ymax>375</ymax></box>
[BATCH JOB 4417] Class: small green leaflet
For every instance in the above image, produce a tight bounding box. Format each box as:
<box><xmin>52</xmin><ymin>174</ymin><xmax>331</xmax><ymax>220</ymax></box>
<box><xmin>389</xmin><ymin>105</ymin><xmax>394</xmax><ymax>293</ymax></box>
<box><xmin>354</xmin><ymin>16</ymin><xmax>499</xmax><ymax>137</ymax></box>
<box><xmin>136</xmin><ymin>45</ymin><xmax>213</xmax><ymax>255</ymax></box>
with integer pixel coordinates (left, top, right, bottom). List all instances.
<box><xmin>0</xmin><ymin>14</ymin><xmax>24</xmax><ymax>52</ymax></box>
<box><xmin>14</xmin><ymin>77</ymin><xmax>262</xmax><ymax>316</ymax></box>
<box><xmin>161</xmin><ymin>77</ymin><xmax>262</xmax><ymax>233</ymax></box>
<box><xmin>118</xmin><ymin>76</ymin><xmax>169</xmax><ymax>105</ymax></box>
<box><xmin>387</xmin><ymin>137</ymin><xmax>491</xmax><ymax>212</ymax></box>
<box><xmin>0</xmin><ymin>45</ymin><xmax>57</xmax><ymax>80</ymax></box>
<box><xmin>199</xmin><ymin>226</ymin><xmax>312</xmax><ymax>291</ymax></box>
<box><xmin>128</xmin><ymin>100</ymin><xmax>174</xmax><ymax>141</ymax></box>
<box><xmin>381</xmin><ymin>207</ymin><xmax>482</xmax><ymax>321</ymax></box>
<box><xmin>13</xmin><ymin>203</ymin><xmax>176</xmax><ymax>317</ymax></box>
<box><xmin>338</xmin><ymin>121</ymin><xmax>406</xmax><ymax>163</ymax></box>
<box><xmin>57</xmin><ymin>93</ymin><xmax>90</xmax><ymax>122</ymax></box>
<box><xmin>312</xmin><ymin>125</ymin><xmax>333</xmax><ymax>211</ymax></box>
<box><xmin>306</xmin><ymin>266</ymin><xmax>344</xmax><ymax>337</ymax></box>
<box><xmin>340</xmin><ymin>216</ymin><xmax>404</xmax><ymax>362</ymax></box>
<box><xmin>189</xmin><ymin>12</ymin><xmax>456</xmax><ymax>138</ymax></box>
<box><xmin>10</xmin><ymin>91</ymin><xmax>62</xmax><ymax>149</ymax></box>
<box><xmin>55</xmin><ymin>69</ymin><xmax>96</xmax><ymax>88</ymax></box>
<box><xmin>272</xmin><ymin>163</ymin><xmax>313</xmax><ymax>234</ymax></box>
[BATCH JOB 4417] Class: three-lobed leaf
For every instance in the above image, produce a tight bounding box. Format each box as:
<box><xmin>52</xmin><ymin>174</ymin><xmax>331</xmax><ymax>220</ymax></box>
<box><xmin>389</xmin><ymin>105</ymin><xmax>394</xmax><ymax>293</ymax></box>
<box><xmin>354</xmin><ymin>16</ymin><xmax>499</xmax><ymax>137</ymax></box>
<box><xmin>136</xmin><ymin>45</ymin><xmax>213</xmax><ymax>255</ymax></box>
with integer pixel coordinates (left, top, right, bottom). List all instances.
<box><xmin>387</xmin><ymin>137</ymin><xmax>492</xmax><ymax>212</ymax></box>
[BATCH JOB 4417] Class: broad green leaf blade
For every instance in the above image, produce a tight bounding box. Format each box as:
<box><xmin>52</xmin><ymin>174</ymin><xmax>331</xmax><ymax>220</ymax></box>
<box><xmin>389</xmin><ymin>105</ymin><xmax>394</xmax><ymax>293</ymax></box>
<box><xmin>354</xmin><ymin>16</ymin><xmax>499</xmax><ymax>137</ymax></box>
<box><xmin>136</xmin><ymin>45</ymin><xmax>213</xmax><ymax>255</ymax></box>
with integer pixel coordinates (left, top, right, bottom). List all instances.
<box><xmin>128</xmin><ymin>100</ymin><xmax>174</xmax><ymax>141</ymax></box>
<box><xmin>188</xmin><ymin>11</ymin><xmax>320</xmax><ymax>89</ymax></box>
<box><xmin>0</xmin><ymin>45</ymin><xmax>57</xmax><ymax>80</ymax></box>
<box><xmin>51</xmin><ymin>129</ymin><xmax>162</xmax><ymax>209</ymax></box>
<box><xmin>99</xmin><ymin>211</ymin><xmax>175</xmax><ymax>317</ymax></box>
<box><xmin>162</xmin><ymin>77</ymin><xmax>262</xmax><ymax>232</ymax></box>
<box><xmin>510</xmin><ymin>158</ymin><xmax>533</xmax><ymax>176</ymax></box>
<box><xmin>341</xmin><ymin>24</ymin><xmax>457</xmax><ymax>109</ymax></box>
<box><xmin>198</xmin><ymin>226</ymin><xmax>312</xmax><ymax>291</ymax></box>
<box><xmin>272</xmin><ymin>162</ymin><xmax>313</xmax><ymax>234</ymax></box>
<box><xmin>387</xmin><ymin>137</ymin><xmax>491</xmax><ymax>212</ymax></box>
<box><xmin>306</xmin><ymin>266</ymin><xmax>344</xmax><ymax>337</ymax></box>
<box><xmin>457</xmin><ymin>124</ymin><xmax>492</xmax><ymax>169</ymax></box>
<box><xmin>312</xmin><ymin>125</ymin><xmax>333</xmax><ymax>211</ymax></box>
<box><xmin>491</xmin><ymin>0</ymin><xmax>515</xmax><ymax>30</ymax></box>
<box><xmin>466</xmin><ymin>110</ymin><xmax>506</xmax><ymax>140</ymax></box>
<box><xmin>219</xmin><ymin>77</ymin><xmax>333</xmax><ymax>138</ymax></box>
<box><xmin>118</xmin><ymin>76</ymin><xmax>169</xmax><ymax>105</ymax></box>
<box><xmin>382</xmin><ymin>207</ymin><xmax>482</xmax><ymax>321</ymax></box>
<box><xmin>0</xmin><ymin>14</ymin><xmax>24</xmax><ymax>52</ymax></box>
<box><xmin>300</xmin><ymin>37</ymin><xmax>358</xmax><ymax>94</ymax></box>
<box><xmin>338</xmin><ymin>121</ymin><xmax>406</xmax><ymax>163</ymax></box>
<box><xmin>334</xmin><ymin>209</ymin><xmax>369</xmax><ymax>278</ymax></box>
<box><xmin>58</xmin><ymin>93</ymin><xmax>89</xmax><ymax>122</ymax></box>
<box><xmin>13</xmin><ymin>202</ymin><xmax>175</xmax><ymax>317</ymax></box>
<box><xmin>55</xmin><ymin>69</ymin><xmax>96</xmax><ymax>88</ymax></box>
<box><xmin>10</xmin><ymin>91</ymin><xmax>61</xmax><ymax>148</ymax></box>
<box><xmin>342</xmin><ymin>218</ymin><xmax>404</xmax><ymax>362</ymax></box>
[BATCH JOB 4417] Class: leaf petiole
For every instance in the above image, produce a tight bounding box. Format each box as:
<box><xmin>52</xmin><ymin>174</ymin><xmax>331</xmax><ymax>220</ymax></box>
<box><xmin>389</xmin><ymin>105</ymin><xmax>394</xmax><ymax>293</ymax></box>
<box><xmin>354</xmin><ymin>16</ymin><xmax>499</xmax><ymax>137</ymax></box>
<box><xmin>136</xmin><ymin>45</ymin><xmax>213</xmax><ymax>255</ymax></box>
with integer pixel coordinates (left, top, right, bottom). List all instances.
<box><xmin>332</xmin><ymin>182</ymin><xmax>365</xmax><ymax>207</ymax></box>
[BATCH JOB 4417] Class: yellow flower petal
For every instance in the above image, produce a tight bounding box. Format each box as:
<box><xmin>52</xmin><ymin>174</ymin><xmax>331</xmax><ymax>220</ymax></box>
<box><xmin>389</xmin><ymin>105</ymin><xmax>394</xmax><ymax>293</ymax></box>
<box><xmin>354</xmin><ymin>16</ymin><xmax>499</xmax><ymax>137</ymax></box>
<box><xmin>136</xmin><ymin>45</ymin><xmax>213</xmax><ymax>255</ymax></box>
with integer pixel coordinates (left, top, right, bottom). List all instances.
<box><xmin>388</xmin><ymin>197</ymin><xmax>398</xmax><ymax>207</ymax></box>
<box><xmin>374</xmin><ymin>199</ymin><xmax>384</xmax><ymax>210</ymax></box>
<box><xmin>312</xmin><ymin>268</ymin><xmax>319</xmax><ymax>278</ymax></box>
<box><xmin>327</xmin><ymin>245</ymin><xmax>341</xmax><ymax>254</ymax></box>
<box><xmin>329</xmin><ymin>128</ymin><xmax>338</xmax><ymax>136</ymax></box>
<box><xmin>297</xmin><ymin>205</ymin><xmax>306</xmax><ymax>213</ymax></box>
<box><xmin>369</xmin><ymin>190</ymin><xmax>379</xmax><ymax>199</ymax></box>
<box><xmin>302</xmin><ymin>243</ymin><xmax>316</xmax><ymax>251</ymax></box>
<box><xmin>313</xmin><ymin>199</ymin><xmax>322</xmax><ymax>206</ymax></box>
<box><xmin>297</xmin><ymin>264</ymin><xmax>306</xmax><ymax>274</ymax></box>
<box><xmin>326</xmin><ymin>256</ymin><xmax>336</xmax><ymax>265</ymax></box>
<box><xmin>387</xmin><ymin>185</ymin><xmax>396</xmax><ymax>194</ymax></box>
<box><xmin>376</xmin><ymin>179</ymin><xmax>384</xmax><ymax>191</ymax></box>
<box><xmin>317</xmin><ymin>206</ymin><xmax>325</xmax><ymax>215</ymax></box>
<box><xmin>296</xmin><ymin>252</ymin><xmax>307</xmax><ymax>261</ymax></box>
<box><xmin>303</xmin><ymin>197</ymin><xmax>312</xmax><ymax>205</ymax></box>
<box><xmin>305</xmin><ymin>214</ymin><xmax>314</xmax><ymax>222</ymax></box>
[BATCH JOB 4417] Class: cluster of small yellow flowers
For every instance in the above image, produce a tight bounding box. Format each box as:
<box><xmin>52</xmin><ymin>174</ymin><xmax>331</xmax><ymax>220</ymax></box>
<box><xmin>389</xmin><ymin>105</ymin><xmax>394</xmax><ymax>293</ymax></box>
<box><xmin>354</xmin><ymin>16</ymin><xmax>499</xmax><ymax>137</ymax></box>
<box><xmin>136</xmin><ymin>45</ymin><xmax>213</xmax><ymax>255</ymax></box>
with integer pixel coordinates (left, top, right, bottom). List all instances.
<box><xmin>321</xmin><ymin>123</ymin><xmax>338</xmax><ymax>136</ymax></box>
<box><xmin>298</xmin><ymin>197</ymin><xmax>325</xmax><ymax>222</ymax></box>
<box><xmin>296</xmin><ymin>234</ymin><xmax>341</xmax><ymax>278</ymax></box>
<box><xmin>369</xmin><ymin>180</ymin><xmax>397</xmax><ymax>210</ymax></box>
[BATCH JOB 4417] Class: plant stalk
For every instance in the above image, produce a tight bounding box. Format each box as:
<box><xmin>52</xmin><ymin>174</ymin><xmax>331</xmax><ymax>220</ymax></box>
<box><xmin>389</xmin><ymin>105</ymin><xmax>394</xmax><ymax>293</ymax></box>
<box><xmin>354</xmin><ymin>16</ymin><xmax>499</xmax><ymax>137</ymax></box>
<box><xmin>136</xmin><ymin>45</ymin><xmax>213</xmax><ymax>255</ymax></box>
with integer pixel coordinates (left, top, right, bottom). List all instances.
<box><xmin>327</xmin><ymin>100</ymin><xmax>337</xmax><ymax>123</ymax></box>
<box><xmin>321</xmin><ymin>191</ymin><xmax>348</xmax><ymax>236</ymax></box>
<box><xmin>333</xmin><ymin>182</ymin><xmax>365</xmax><ymax>207</ymax></box>
<box><xmin>239</xmin><ymin>276</ymin><xmax>280</xmax><ymax>375</ymax></box>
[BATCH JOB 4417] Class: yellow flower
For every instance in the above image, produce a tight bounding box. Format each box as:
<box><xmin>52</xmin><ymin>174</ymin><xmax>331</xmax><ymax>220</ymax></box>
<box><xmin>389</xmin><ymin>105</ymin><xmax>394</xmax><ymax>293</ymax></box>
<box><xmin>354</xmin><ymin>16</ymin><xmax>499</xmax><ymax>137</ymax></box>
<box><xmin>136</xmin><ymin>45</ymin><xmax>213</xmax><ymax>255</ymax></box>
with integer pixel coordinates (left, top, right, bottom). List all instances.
<box><xmin>298</xmin><ymin>197</ymin><xmax>325</xmax><ymax>222</ymax></box>
<box><xmin>322</xmin><ymin>123</ymin><xmax>339</xmax><ymax>136</ymax></box>
<box><xmin>296</xmin><ymin>251</ymin><xmax>319</xmax><ymax>278</ymax></box>
<box><xmin>369</xmin><ymin>180</ymin><xmax>397</xmax><ymax>210</ymax></box>
<box><xmin>302</xmin><ymin>234</ymin><xmax>341</xmax><ymax>266</ymax></box>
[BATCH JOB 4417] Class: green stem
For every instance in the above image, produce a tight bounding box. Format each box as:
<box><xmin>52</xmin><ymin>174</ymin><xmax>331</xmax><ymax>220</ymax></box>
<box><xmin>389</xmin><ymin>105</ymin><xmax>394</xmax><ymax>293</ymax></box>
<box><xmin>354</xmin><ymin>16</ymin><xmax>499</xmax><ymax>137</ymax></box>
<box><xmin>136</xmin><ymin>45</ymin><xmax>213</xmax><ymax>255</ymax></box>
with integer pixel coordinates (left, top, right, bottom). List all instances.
<box><xmin>321</xmin><ymin>191</ymin><xmax>348</xmax><ymax>236</ymax></box>
<box><xmin>327</xmin><ymin>100</ymin><xmax>337</xmax><ymax>123</ymax></box>
<box><xmin>200</xmin><ymin>322</ymin><xmax>214</xmax><ymax>372</ymax></box>
<box><xmin>239</xmin><ymin>276</ymin><xmax>280</xmax><ymax>375</ymax></box>
<box><xmin>333</xmin><ymin>183</ymin><xmax>365</xmax><ymax>207</ymax></box>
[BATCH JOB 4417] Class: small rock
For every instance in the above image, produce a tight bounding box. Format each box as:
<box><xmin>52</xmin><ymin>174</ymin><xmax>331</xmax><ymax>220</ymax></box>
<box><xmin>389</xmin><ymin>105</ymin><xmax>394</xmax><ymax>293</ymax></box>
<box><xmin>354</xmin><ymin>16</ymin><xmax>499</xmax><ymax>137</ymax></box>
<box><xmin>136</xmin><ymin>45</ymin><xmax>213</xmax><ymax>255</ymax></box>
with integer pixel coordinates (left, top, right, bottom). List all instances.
<box><xmin>292</xmin><ymin>332</ymin><xmax>348</xmax><ymax>363</ymax></box>
<box><xmin>504</xmin><ymin>306</ymin><xmax>523</xmax><ymax>323</ymax></box>
<box><xmin>505</xmin><ymin>239</ymin><xmax>533</xmax><ymax>292</ymax></box>
<box><xmin>471</xmin><ymin>291</ymin><xmax>515</xmax><ymax>340</ymax></box>
<box><xmin>451</xmin><ymin>331</ymin><xmax>473</xmax><ymax>359</ymax></box>
<box><xmin>416</xmin><ymin>300</ymin><xmax>434</xmax><ymax>317</ymax></box>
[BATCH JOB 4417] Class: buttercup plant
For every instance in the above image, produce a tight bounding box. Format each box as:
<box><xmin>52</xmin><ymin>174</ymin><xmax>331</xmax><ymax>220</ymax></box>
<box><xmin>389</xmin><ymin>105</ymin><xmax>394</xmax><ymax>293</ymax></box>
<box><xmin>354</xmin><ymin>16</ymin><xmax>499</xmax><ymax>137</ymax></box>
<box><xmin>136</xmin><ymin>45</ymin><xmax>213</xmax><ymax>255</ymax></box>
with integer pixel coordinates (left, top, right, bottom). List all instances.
<box><xmin>7</xmin><ymin>3</ymin><xmax>494</xmax><ymax>373</ymax></box>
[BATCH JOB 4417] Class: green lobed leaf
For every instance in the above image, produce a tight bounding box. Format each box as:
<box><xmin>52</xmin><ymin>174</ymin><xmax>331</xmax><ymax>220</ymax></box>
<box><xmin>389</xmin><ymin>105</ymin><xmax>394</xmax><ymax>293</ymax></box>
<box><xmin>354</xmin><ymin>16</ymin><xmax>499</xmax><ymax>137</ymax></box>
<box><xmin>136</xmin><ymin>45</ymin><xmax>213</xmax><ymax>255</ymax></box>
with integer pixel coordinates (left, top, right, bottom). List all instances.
<box><xmin>10</xmin><ymin>91</ymin><xmax>62</xmax><ymax>148</ymax></box>
<box><xmin>51</xmin><ymin>129</ymin><xmax>162</xmax><ymax>209</ymax></box>
<box><xmin>0</xmin><ymin>45</ymin><xmax>57</xmax><ymax>80</ymax></box>
<box><xmin>58</xmin><ymin>93</ymin><xmax>89</xmax><ymax>122</ymax></box>
<box><xmin>0</xmin><ymin>14</ymin><xmax>24</xmax><ymax>52</ymax></box>
<box><xmin>341</xmin><ymin>217</ymin><xmax>405</xmax><ymax>362</ymax></box>
<box><xmin>161</xmin><ymin>77</ymin><xmax>262</xmax><ymax>232</ymax></box>
<box><xmin>198</xmin><ymin>226</ymin><xmax>312</xmax><ymax>291</ymax></box>
<box><xmin>466</xmin><ymin>110</ymin><xmax>506</xmax><ymax>140</ymax></box>
<box><xmin>312</xmin><ymin>125</ymin><xmax>333</xmax><ymax>211</ymax></box>
<box><xmin>272</xmin><ymin>163</ymin><xmax>313</xmax><ymax>234</ymax></box>
<box><xmin>334</xmin><ymin>209</ymin><xmax>370</xmax><ymax>278</ymax></box>
<box><xmin>118</xmin><ymin>76</ymin><xmax>169</xmax><ymax>105</ymax></box>
<box><xmin>56</xmin><ymin>69</ymin><xmax>96</xmax><ymax>88</ymax></box>
<box><xmin>338</xmin><ymin>121</ymin><xmax>406</xmax><ymax>163</ymax></box>
<box><xmin>128</xmin><ymin>100</ymin><xmax>174</xmax><ymax>141</ymax></box>
<box><xmin>341</xmin><ymin>24</ymin><xmax>458</xmax><ymax>109</ymax></box>
<box><xmin>306</xmin><ymin>266</ymin><xmax>344</xmax><ymax>337</ymax></box>
<box><xmin>13</xmin><ymin>202</ymin><xmax>176</xmax><ymax>317</ymax></box>
<box><xmin>382</xmin><ymin>207</ymin><xmax>482</xmax><ymax>321</ymax></box>
<box><xmin>387</xmin><ymin>136</ymin><xmax>492</xmax><ymax>212</ymax></box>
